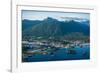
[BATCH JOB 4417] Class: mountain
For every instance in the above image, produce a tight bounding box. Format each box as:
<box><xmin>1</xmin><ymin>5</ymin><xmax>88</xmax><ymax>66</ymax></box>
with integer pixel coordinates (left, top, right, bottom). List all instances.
<box><xmin>22</xmin><ymin>17</ymin><xmax>90</xmax><ymax>38</ymax></box>
<box><xmin>61</xmin><ymin>20</ymin><xmax>90</xmax><ymax>35</ymax></box>
<box><xmin>22</xmin><ymin>19</ymin><xmax>41</xmax><ymax>30</ymax></box>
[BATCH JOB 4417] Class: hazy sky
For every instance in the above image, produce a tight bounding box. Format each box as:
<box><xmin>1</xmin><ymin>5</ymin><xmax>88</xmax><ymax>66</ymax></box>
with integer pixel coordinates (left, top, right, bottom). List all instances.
<box><xmin>22</xmin><ymin>10</ymin><xmax>90</xmax><ymax>21</ymax></box>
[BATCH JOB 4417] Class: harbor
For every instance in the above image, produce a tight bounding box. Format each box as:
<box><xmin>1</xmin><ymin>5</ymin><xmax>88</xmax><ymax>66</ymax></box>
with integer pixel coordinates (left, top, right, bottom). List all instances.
<box><xmin>22</xmin><ymin>40</ymin><xmax>90</xmax><ymax>62</ymax></box>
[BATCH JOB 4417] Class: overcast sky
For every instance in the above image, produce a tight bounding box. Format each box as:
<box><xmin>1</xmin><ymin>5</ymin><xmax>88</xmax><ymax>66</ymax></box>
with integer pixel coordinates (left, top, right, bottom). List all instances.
<box><xmin>22</xmin><ymin>10</ymin><xmax>90</xmax><ymax>21</ymax></box>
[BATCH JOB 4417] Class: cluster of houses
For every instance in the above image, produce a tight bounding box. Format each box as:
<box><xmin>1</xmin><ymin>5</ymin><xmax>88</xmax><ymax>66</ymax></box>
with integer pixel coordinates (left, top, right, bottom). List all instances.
<box><xmin>22</xmin><ymin>39</ymin><xmax>89</xmax><ymax>50</ymax></box>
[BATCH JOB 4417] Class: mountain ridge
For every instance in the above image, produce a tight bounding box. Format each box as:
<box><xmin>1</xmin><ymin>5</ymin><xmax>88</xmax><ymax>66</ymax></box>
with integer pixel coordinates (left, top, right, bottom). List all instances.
<box><xmin>22</xmin><ymin>17</ymin><xmax>90</xmax><ymax>38</ymax></box>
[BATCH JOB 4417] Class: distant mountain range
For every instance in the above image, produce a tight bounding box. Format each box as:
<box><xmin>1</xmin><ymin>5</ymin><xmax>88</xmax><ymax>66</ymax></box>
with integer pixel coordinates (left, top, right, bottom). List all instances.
<box><xmin>22</xmin><ymin>17</ymin><xmax>90</xmax><ymax>38</ymax></box>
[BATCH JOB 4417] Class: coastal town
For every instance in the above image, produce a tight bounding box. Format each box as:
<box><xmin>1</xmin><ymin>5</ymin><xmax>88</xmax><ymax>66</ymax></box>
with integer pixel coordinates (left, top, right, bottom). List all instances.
<box><xmin>22</xmin><ymin>39</ymin><xmax>90</xmax><ymax>61</ymax></box>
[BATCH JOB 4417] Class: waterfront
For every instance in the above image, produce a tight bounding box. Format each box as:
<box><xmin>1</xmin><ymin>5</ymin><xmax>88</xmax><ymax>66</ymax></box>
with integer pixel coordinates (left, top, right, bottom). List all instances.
<box><xmin>22</xmin><ymin>41</ymin><xmax>90</xmax><ymax>62</ymax></box>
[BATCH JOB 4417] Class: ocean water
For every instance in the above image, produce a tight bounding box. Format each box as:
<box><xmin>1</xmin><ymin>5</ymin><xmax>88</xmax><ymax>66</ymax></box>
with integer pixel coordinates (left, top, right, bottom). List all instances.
<box><xmin>23</xmin><ymin>45</ymin><xmax>90</xmax><ymax>62</ymax></box>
